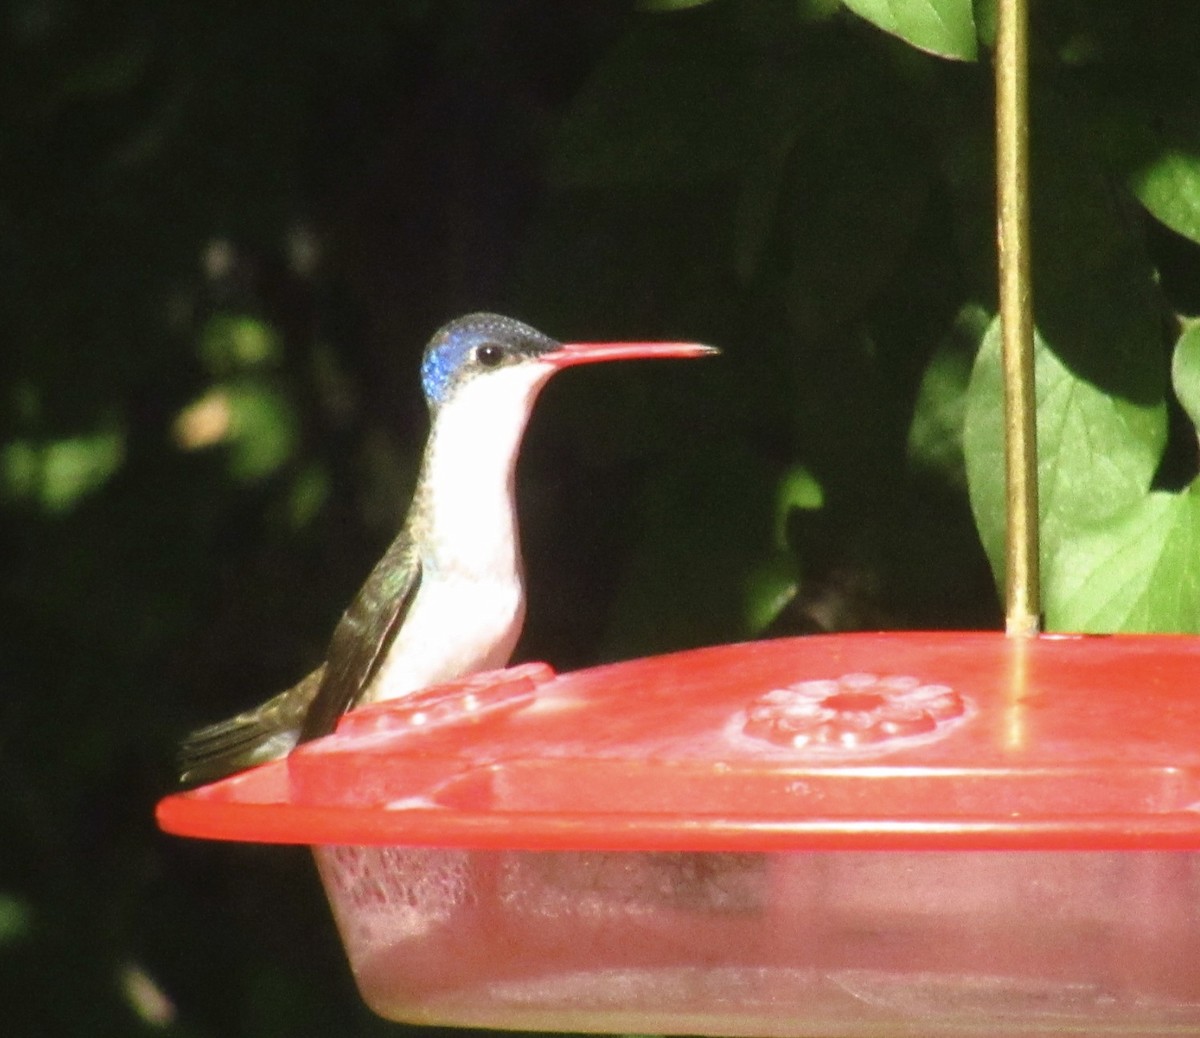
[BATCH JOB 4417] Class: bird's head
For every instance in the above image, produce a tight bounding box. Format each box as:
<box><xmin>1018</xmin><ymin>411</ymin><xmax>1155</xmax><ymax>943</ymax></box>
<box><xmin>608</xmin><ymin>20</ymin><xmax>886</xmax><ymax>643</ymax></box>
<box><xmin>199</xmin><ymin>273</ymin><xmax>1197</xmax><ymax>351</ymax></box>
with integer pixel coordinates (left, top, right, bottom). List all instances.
<box><xmin>420</xmin><ymin>313</ymin><xmax>716</xmax><ymax>412</ymax></box>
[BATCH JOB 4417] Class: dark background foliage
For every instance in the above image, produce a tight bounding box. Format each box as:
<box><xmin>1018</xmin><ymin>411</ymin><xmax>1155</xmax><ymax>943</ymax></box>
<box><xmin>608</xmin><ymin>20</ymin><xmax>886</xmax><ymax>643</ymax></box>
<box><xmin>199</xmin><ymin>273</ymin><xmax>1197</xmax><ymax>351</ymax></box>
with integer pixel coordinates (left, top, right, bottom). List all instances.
<box><xmin>4</xmin><ymin>0</ymin><xmax>1200</xmax><ymax>1033</ymax></box>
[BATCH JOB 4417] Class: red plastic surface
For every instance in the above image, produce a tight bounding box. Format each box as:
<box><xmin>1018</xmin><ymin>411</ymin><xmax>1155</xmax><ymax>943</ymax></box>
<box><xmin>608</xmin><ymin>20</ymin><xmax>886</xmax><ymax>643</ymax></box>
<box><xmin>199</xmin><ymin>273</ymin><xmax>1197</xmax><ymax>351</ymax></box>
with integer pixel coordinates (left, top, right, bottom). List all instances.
<box><xmin>157</xmin><ymin>632</ymin><xmax>1200</xmax><ymax>852</ymax></box>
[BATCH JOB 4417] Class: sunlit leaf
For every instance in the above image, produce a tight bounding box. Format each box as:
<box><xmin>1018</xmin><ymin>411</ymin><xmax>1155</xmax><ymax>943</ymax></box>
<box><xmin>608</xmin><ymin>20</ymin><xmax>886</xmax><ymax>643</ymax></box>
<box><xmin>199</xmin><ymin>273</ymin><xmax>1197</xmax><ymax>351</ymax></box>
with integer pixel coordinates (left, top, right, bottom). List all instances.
<box><xmin>1081</xmin><ymin>88</ymin><xmax>1200</xmax><ymax>246</ymax></box>
<box><xmin>1172</xmin><ymin>321</ymin><xmax>1200</xmax><ymax>432</ymax></box>
<box><xmin>962</xmin><ymin>87</ymin><xmax>1166</xmax><ymax>606</ymax></box>
<box><xmin>1047</xmin><ymin>487</ymin><xmax>1200</xmax><ymax>633</ymax></box>
<box><xmin>1132</xmin><ymin>149</ymin><xmax>1200</xmax><ymax>247</ymax></box>
<box><xmin>963</xmin><ymin>320</ymin><xmax>1166</xmax><ymax>590</ymax></box>
<box><xmin>841</xmin><ymin>0</ymin><xmax>977</xmax><ymax>60</ymax></box>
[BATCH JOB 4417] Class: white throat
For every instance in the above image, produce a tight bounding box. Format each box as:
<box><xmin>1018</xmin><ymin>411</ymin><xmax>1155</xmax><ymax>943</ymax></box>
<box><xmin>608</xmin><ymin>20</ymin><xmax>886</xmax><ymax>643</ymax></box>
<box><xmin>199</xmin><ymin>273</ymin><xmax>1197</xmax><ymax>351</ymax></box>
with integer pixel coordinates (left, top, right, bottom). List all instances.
<box><xmin>418</xmin><ymin>360</ymin><xmax>557</xmax><ymax>578</ymax></box>
<box><xmin>367</xmin><ymin>360</ymin><xmax>558</xmax><ymax>703</ymax></box>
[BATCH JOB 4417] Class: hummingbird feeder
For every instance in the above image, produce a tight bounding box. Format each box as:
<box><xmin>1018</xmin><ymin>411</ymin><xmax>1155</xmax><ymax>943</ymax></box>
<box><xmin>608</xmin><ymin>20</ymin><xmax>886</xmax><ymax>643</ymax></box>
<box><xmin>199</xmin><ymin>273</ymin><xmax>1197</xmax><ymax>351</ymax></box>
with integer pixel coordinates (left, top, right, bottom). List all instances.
<box><xmin>157</xmin><ymin>1</ymin><xmax>1200</xmax><ymax>1034</ymax></box>
<box><xmin>159</xmin><ymin>636</ymin><xmax>1200</xmax><ymax>1035</ymax></box>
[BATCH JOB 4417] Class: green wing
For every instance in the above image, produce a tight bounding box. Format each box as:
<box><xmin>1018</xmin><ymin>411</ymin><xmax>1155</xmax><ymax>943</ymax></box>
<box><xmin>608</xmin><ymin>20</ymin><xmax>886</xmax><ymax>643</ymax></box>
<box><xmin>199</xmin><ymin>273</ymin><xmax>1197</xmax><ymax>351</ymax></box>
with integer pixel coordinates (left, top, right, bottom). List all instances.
<box><xmin>297</xmin><ymin>529</ymin><xmax>422</xmax><ymax>742</ymax></box>
<box><xmin>177</xmin><ymin>665</ymin><xmax>327</xmax><ymax>784</ymax></box>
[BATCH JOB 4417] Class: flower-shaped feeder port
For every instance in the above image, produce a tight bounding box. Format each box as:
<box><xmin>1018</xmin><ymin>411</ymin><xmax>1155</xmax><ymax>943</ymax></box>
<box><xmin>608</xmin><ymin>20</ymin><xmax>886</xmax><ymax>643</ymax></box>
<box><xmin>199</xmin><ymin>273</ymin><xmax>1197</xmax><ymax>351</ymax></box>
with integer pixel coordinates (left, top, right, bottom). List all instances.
<box><xmin>157</xmin><ymin>632</ymin><xmax>1200</xmax><ymax>1037</ymax></box>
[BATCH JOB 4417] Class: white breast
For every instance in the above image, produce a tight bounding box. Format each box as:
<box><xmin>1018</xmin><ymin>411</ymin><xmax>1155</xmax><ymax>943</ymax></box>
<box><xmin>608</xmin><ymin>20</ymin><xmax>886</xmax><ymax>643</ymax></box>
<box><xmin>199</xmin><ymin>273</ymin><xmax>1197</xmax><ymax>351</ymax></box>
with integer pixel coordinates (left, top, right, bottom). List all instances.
<box><xmin>367</xmin><ymin>359</ymin><xmax>557</xmax><ymax>703</ymax></box>
<box><xmin>370</xmin><ymin>575</ymin><xmax>526</xmax><ymax>698</ymax></box>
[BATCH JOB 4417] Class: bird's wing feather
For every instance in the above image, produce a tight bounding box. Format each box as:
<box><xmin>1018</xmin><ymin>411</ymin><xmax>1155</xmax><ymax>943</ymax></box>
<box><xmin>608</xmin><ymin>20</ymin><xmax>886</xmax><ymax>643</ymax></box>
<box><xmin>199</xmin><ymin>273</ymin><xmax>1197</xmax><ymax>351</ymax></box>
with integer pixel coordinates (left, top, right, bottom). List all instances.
<box><xmin>178</xmin><ymin>664</ymin><xmax>326</xmax><ymax>784</ymax></box>
<box><xmin>298</xmin><ymin>530</ymin><xmax>422</xmax><ymax>742</ymax></box>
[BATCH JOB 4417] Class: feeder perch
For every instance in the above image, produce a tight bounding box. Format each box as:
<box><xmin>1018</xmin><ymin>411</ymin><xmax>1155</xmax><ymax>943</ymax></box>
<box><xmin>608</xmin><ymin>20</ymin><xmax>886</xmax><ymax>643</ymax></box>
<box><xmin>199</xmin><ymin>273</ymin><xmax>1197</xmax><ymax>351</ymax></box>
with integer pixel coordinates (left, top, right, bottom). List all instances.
<box><xmin>158</xmin><ymin>632</ymin><xmax>1200</xmax><ymax>1036</ymax></box>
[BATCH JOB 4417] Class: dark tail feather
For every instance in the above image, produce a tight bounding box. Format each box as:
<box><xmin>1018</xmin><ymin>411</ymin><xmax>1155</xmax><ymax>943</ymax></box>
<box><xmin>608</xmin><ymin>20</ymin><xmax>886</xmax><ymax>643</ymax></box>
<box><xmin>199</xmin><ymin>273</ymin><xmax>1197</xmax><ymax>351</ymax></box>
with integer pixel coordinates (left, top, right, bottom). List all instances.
<box><xmin>178</xmin><ymin>665</ymin><xmax>325</xmax><ymax>785</ymax></box>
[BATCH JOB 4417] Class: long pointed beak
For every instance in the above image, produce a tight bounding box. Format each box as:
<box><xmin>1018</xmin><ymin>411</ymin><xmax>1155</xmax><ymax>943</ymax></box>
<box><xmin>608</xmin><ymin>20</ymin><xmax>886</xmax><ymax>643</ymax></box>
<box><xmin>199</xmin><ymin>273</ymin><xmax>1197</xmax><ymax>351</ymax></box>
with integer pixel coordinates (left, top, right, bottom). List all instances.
<box><xmin>545</xmin><ymin>340</ymin><xmax>718</xmax><ymax>367</ymax></box>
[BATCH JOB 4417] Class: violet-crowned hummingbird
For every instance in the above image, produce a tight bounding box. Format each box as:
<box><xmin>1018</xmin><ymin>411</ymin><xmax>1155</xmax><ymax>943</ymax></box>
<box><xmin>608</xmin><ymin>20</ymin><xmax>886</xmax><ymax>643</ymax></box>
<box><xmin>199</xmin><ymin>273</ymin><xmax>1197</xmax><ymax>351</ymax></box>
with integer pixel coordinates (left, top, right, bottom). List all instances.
<box><xmin>178</xmin><ymin>313</ymin><xmax>716</xmax><ymax>783</ymax></box>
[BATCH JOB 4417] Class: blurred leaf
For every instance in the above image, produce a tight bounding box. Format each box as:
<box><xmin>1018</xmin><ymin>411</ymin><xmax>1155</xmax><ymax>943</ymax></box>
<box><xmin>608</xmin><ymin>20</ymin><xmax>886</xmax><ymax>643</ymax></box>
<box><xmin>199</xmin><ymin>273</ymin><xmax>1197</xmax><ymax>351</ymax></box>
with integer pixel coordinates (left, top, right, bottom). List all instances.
<box><xmin>744</xmin><ymin>551</ymin><xmax>800</xmax><ymax>634</ymax></box>
<box><xmin>1046</xmin><ymin>486</ymin><xmax>1200</xmax><ymax>633</ymax></box>
<box><xmin>907</xmin><ymin>303</ymin><xmax>990</xmax><ymax>488</ymax></box>
<box><xmin>116</xmin><ymin>962</ymin><xmax>175</xmax><ymax>1028</ymax></box>
<box><xmin>744</xmin><ymin>464</ymin><xmax>824</xmax><ymax>634</ymax></box>
<box><xmin>1</xmin><ymin>425</ymin><xmax>125</xmax><ymax>514</ymax></box>
<box><xmin>1172</xmin><ymin>321</ymin><xmax>1200</xmax><ymax>431</ymax></box>
<box><xmin>224</xmin><ymin>383</ymin><xmax>299</xmax><ymax>482</ymax></box>
<box><xmin>199</xmin><ymin>313</ymin><xmax>283</xmax><ymax>375</ymax></box>
<box><xmin>285</xmin><ymin>464</ymin><xmax>330</xmax><ymax>530</ymax></box>
<box><xmin>773</xmin><ymin>463</ymin><xmax>823</xmax><ymax>548</ymax></box>
<box><xmin>174</xmin><ymin>382</ymin><xmax>298</xmax><ymax>482</ymax></box>
<box><xmin>0</xmin><ymin>893</ymin><xmax>34</xmax><ymax>947</ymax></box>
<box><xmin>842</xmin><ymin>0</ymin><xmax>977</xmax><ymax>60</ymax></box>
<box><xmin>964</xmin><ymin>320</ymin><xmax>1166</xmax><ymax>591</ymax></box>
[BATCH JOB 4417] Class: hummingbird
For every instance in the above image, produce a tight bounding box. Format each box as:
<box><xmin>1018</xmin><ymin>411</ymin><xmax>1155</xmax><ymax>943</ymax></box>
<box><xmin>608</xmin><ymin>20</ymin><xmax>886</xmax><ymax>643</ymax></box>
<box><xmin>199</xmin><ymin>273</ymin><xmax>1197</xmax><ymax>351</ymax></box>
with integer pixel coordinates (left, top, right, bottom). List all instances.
<box><xmin>178</xmin><ymin>313</ymin><xmax>715</xmax><ymax>783</ymax></box>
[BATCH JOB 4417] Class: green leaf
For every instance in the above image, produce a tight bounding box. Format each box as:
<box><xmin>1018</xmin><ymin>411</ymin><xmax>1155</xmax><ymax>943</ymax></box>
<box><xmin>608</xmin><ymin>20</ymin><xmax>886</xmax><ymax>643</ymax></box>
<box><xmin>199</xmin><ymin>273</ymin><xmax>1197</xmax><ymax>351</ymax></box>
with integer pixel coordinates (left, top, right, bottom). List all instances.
<box><xmin>960</xmin><ymin>87</ymin><xmax>1167</xmax><ymax>604</ymax></box>
<box><xmin>841</xmin><ymin>0</ymin><xmax>977</xmax><ymax>60</ymax></box>
<box><xmin>1132</xmin><ymin>149</ymin><xmax>1200</xmax><ymax>247</ymax></box>
<box><xmin>0</xmin><ymin>425</ymin><xmax>125</xmax><ymax>514</ymax></box>
<box><xmin>199</xmin><ymin>313</ymin><xmax>283</xmax><ymax>375</ymax></box>
<box><xmin>0</xmin><ymin>893</ymin><xmax>34</xmax><ymax>947</ymax></box>
<box><xmin>744</xmin><ymin>552</ymin><xmax>800</xmax><ymax>635</ymax></box>
<box><xmin>1086</xmin><ymin>93</ymin><xmax>1200</xmax><ymax>246</ymax></box>
<box><xmin>284</xmin><ymin>464</ymin><xmax>330</xmax><ymax>530</ymax></box>
<box><xmin>1025</xmin><ymin>93</ymin><xmax>1164</xmax><ymax>403</ymax></box>
<box><xmin>174</xmin><ymin>381</ymin><xmax>298</xmax><ymax>482</ymax></box>
<box><xmin>1172</xmin><ymin>322</ymin><xmax>1200</xmax><ymax>432</ymax></box>
<box><xmin>963</xmin><ymin>319</ymin><xmax>1166</xmax><ymax>590</ymax></box>
<box><xmin>1047</xmin><ymin>486</ymin><xmax>1200</xmax><ymax>633</ymax></box>
<box><xmin>224</xmin><ymin>382</ymin><xmax>298</xmax><ymax>481</ymax></box>
<box><xmin>744</xmin><ymin>464</ymin><xmax>824</xmax><ymax>634</ymax></box>
<box><xmin>907</xmin><ymin>303</ymin><xmax>990</xmax><ymax>488</ymax></box>
<box><xmin>772</xmin><ymin>464</ymin><xmax>824</xmax><ymax>548</ymax></box>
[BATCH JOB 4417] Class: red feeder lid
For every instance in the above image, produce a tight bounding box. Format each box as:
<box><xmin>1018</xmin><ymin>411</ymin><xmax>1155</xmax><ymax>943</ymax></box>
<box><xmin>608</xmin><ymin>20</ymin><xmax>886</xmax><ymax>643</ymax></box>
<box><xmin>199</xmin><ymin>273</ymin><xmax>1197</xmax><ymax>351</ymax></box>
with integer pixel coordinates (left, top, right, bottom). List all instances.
<box><xmin>156</xmin><ymin>632</ymin><xmax>1200</xmax><ymax>852</ymax></box>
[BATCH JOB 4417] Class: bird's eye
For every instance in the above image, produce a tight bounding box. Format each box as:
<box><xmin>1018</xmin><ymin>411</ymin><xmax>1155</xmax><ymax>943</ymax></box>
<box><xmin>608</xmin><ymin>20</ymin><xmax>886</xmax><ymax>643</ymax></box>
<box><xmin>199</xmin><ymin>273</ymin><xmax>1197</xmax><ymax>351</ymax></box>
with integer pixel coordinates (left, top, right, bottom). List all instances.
<box><xmin>475</xmin><ymin>343</ymin><xmax>504</xmax><ymax>367</ymax></box>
